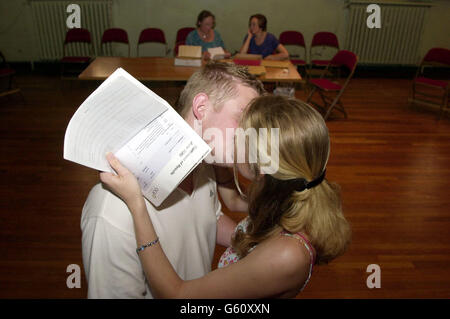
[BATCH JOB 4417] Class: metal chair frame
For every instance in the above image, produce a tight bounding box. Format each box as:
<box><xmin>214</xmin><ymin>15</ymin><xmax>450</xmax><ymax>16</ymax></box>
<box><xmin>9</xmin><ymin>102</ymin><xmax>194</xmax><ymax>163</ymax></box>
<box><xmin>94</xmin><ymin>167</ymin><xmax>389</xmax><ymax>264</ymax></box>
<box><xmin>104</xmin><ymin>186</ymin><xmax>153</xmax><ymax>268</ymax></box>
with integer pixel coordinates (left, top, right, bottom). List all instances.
<box><xmin>0</xmin><ymin>51</ymin><xmax>21</xmax><ymax>98</ymax></box>
<box><xmin>306</xmin><ymin>50</ymin><xmax>358</xmax><ymax>120</ymax></box>
<box><xmin>410</xmin><ymin>48</ymin><xmax>450</xmax><ymax>119</ymax></box>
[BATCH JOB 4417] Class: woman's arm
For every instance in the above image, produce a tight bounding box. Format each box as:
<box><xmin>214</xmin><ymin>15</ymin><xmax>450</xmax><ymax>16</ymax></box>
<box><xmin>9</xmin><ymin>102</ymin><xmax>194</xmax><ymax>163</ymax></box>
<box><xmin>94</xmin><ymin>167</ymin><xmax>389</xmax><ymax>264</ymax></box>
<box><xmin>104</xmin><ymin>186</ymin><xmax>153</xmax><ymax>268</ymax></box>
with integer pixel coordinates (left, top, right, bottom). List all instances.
<box><xmin>218</xmin><ymin>185</ymin><xmax>248</xmax><ymax>212</ymax></box>
<box><xmin>215</xmin><ymin>31</ymin><xmax>231</xmax><ymax>58</ymax></box>
<box><xmin>265</xmin><ymin>43</ymin><xmax>289</xmax><ymax>60</ymax></box>
<box><xmin>100</xmin><ymin>153</ymin><xmax>183</xmax><ymax>298</ymax></box>
<box><xmin>216</xmin><ymin>213</ymin><xmax>236</xmax><ymax>247</ymax></box>
<box><xmin>202</xmin><ymin>51</ymin><xmax>212</xmax><ymax>60</ymax></box>
<box><xmin>100</xmin><ymin>153</ymin><xmax>310</xmax><ymax>298</ymax></box>
<box><xmin>214</xmin><ymin>166</ymin><xmax>248</xmax><ymax>212</ymax></box>
<box><xmin>239</xmin><ymin>29</ymin><xmax>253</xmax><ymax>54</ymax></box>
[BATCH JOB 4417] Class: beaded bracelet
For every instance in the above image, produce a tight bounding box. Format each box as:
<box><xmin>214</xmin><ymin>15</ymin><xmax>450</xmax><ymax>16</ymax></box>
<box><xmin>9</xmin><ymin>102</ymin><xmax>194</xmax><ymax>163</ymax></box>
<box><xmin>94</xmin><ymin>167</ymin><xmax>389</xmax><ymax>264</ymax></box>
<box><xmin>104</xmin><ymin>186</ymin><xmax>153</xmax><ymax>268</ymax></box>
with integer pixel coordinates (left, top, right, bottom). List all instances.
<box><xmin>136</xmin><ymin>237</ymin><xmax>159</xmax><ymax>255</ymax></box>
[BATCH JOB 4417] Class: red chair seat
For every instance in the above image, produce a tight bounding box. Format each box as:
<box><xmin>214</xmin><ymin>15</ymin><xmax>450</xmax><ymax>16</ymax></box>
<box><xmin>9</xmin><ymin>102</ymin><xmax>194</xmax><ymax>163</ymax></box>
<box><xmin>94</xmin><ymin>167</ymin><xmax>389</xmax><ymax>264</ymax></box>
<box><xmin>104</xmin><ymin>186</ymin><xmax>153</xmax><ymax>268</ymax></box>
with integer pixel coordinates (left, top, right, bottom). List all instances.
<box><xmin>0</xmin><ymin>68</ymin><xmax>15</xmax><ymax>76</ymax></box>
<box><xmin>310</xmin><ymin>78</ymin><xmax>342</xmax><ymax>91</ymax></box>
<box><xmin>290</xmin><ymin>59</ymin><xmax>306</xmax><ymax>65</ymax></box>
<box><xmin>311</xmin><ymin>59</ymin><xmax>331</xmax><ymax>66</ymax></box>
<box><xmin>61</xmin><ymin>56</ymin><xmax>91</xmax><ymax>63</ymax></box>
<box><xmin>415</xmin><ymin>76</ymin><xmax>448</xmax><ymax>89</ymax></box>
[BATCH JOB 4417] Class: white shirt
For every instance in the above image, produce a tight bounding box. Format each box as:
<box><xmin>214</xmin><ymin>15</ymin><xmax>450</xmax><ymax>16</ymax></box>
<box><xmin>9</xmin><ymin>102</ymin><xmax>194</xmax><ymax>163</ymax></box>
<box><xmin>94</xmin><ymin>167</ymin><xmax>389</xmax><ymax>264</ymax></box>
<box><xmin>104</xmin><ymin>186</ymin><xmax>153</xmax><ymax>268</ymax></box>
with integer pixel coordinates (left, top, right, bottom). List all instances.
<box><xmin>81</xmin><ymin>164</ymin><xmax>222</xmax><ymax>298</ymax></box>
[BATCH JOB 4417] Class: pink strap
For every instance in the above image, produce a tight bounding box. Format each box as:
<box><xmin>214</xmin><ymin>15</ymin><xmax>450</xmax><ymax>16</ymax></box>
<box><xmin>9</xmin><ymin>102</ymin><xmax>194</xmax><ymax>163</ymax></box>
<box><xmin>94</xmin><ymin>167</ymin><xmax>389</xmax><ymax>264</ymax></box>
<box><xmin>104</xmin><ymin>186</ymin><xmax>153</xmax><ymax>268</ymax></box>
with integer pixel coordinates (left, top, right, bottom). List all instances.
<box><xmin>282</xmin><ymin>231</ymin><xmax>316</xmax><ymax>266</ymax></box>
<box><xmin>295</xmin><ymin>233</ymin><xmax>316</xmax><ymax>266</ymax></box>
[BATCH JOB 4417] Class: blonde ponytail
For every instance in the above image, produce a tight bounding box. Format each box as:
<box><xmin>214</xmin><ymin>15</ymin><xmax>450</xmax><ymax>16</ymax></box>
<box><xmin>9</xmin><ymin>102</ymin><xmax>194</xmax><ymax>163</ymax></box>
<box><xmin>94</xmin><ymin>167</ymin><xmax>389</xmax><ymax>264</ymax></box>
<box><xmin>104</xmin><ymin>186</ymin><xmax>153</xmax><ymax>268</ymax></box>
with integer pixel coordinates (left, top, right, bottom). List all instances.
<box><xmin>231</xmin><ymin>95</ymin><xmax>351</xmax><ymax>264</ymax></box>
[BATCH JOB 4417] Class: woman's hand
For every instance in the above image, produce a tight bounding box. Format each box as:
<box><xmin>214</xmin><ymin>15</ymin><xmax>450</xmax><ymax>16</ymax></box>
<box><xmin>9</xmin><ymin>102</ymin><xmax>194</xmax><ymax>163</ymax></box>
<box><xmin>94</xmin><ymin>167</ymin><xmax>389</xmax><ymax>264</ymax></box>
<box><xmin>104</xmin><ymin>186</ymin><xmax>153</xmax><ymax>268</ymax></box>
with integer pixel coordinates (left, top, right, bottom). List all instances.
<box><xmin>247</xmin><ymin>28</ymin><xmax>253</xmax><ymax>39</ymax></box>
<box><xmin>202</xmin><ymin>51</ymin><xmax>211</xmax><ymax>60</ymax></box>
<box><xmin>100</xmin><ymin>152</ymin><xmax>144</xmax><ymax>207</ymax></box>
<box><xmin>240</xmin><ymin>29</ymin><xmax>253</xmax><ymax>54</ymax></box>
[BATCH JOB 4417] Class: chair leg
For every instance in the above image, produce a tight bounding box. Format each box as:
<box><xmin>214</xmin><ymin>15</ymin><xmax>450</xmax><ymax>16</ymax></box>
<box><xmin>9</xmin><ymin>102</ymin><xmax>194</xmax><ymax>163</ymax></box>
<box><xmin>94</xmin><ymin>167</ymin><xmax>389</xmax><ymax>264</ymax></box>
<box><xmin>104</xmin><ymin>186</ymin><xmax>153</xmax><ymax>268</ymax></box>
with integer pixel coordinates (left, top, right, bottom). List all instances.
<box><xmin>324</xmin><ymin>99</ymin><xmax>337</xmax><ymax>120</ymax></box>
<box><xmin>337</xmin><ymin>100</ymin><xmax>348</xmax><ymax>119</ymax></box>
<box><xmin>410</xmin><ymin>84</ymin><xmax>416</xmax><ymax>109</ymax></box>
<box><xmin>318</xmin><ymin>91</ymin><xmax>330</xmax><ymax>114</ymax></box>
<box><xmin>439</xmin><ymin>90</ymin><xmax>449</xmax><ymax>121</ymax></box>
<box><xmin>0</xmin><ymin>74</ymin><xmax>22</xmax><ymax>101</ymax></box>
<box><xmin>8</xmin><ymin>74</ymin><xmax>14</xmax><ymax>90</ymax></box>
<box><xmin>306</xmin><ymin>87</ymin><xmax>316</xmax><ymax>103</ymax></box>
<box><xmin>324</xmin><ymin>89</ymin><xmax>347</xmax><ymax>120</ymax></box>
<box><xmin>301</xmin><ymin>65</ymin><xmax>309</xmax><ymax>82</ymax></box>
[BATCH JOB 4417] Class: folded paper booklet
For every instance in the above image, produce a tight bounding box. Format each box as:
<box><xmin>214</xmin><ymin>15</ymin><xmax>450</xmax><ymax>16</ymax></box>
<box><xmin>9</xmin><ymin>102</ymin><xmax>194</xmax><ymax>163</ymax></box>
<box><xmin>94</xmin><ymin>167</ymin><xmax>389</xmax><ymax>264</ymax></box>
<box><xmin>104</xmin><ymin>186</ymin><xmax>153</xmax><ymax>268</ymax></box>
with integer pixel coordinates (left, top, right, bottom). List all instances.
<box><xmin>174</xmin><ymin>45</ymin><xmax>202</xmax><ymax>67</ymax></box>
<box><xmin>208</xmin><ymin>47</ymin><xmax>225</xmax><ymax>60</ymax></box>
<box><xmin>63</xmin><ymin>68</ymin><xmax>211</xmax><ymax>206</ymax></box>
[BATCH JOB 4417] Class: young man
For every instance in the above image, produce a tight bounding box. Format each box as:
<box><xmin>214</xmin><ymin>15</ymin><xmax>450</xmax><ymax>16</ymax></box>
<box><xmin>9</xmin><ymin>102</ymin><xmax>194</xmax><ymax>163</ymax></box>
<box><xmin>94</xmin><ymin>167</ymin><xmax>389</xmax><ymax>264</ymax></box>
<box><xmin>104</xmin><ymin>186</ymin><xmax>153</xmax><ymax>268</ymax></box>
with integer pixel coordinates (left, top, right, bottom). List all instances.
<box><xmin>81</xmin><ymin>62</ymin><xmax>264</xmax><ymax>298</ymax></box>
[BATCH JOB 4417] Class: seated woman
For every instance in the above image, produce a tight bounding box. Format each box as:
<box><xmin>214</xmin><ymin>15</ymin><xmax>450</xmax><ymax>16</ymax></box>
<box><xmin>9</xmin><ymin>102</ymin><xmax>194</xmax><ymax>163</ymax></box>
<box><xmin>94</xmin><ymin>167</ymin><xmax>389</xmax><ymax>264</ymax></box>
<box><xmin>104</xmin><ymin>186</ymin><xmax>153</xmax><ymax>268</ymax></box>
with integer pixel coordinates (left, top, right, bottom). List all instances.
<box><xmin>100</xmin><ymin>95</ymin><xmax>352</xmax><ymax>298</ymax></box>
<box><xmin>185</xmin><ymin>10</ymin><xmax>231</xmax><ymax>60</ymax></box>
<box><xmin>240</xmin><ymin>14</ymin><xmax>289</xmax><ymax>60</ymax></box>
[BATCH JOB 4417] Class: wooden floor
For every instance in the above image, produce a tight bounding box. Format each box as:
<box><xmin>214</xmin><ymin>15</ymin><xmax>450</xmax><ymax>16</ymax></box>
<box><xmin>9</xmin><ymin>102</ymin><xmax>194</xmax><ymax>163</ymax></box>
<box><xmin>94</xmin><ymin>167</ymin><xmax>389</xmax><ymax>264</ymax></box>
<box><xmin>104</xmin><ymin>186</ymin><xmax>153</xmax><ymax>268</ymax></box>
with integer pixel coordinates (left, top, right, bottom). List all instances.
<box><xmin>0</xmin><ymin>74</ymin><xmax>449</xmax><ymax>298</ymax></box>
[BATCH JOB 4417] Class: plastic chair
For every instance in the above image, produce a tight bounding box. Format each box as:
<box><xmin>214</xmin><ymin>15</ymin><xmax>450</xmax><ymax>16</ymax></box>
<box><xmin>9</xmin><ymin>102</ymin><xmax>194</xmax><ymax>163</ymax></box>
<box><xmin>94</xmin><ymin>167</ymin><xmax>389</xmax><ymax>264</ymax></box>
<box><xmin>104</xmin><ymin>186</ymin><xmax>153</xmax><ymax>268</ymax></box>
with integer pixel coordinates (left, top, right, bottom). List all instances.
<box><xmin>310</xmin><ymin>32</ymin><xmax>339</xmax><ymax>67</ymax></box>
<box><xmin>61</xmin><ymin>28</ymin><xmax>93</xmax><ymax>77</ymax></box>
<box><xmin>279</xmin><ymin>30</ymin><xmax>308</xmax><ymax>79</ymax></box>
<box><xmin>137</xmin><ymin>28</ymin><xmax>169</xmax><ymax>57</ymax></box>
<box><xmin>0</xmin><ymin>51</ymin><xmax>20</xmax><ymax>98</ymax></box>
<box><xmin>279</xmin><ymin>31</ymin><xmax>306</xmax><ymax>66</ymax></box>
<box><xmin>174</xmin><ymin>27</ymin><xmax>195</xmax><ymax>56</ymax></box>
<box><xmin>306</xmin><ymin>50</ymin><xmax>358</xmax><ymax>120</ymax></box>
<box><xmin>410</xmin><ymin>47</ymin><xmax>450</xmax><ymax>119</ymax></box>
<box><xmin>101</xmin><ymin>28</ymin><xmax>130</xmax><ymax>57</ymax></box>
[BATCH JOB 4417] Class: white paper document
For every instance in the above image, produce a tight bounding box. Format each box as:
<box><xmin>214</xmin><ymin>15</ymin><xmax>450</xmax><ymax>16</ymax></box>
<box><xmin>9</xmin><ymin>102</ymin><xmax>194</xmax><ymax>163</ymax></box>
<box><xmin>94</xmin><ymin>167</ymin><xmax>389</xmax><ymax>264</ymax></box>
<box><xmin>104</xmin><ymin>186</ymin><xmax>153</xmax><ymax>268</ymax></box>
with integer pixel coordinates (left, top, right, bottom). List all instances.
<box><xmin>64</xmin><ymin>68</ymin><xmax>211</xmax><ymax>206</ymax></box>
<box><xmin>208</xmin><ymin>47</ymin><xmax>225</xmax><ymax>60</ymax></box>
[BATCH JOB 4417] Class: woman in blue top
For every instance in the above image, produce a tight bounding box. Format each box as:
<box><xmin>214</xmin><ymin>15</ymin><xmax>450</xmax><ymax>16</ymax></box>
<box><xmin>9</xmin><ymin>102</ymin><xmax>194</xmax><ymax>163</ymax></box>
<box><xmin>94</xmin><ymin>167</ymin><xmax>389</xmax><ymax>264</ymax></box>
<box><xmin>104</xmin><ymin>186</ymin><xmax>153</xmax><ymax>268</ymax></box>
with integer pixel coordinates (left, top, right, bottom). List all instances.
<box><xmin>240</xmin><ymin>14</ymin><xmax>289</xmax><ymax>60</ymax></box>
<box><xmin>186</xmin><ymin>10</ymin><xmax>231</xmax><ymax>60</ymax></box>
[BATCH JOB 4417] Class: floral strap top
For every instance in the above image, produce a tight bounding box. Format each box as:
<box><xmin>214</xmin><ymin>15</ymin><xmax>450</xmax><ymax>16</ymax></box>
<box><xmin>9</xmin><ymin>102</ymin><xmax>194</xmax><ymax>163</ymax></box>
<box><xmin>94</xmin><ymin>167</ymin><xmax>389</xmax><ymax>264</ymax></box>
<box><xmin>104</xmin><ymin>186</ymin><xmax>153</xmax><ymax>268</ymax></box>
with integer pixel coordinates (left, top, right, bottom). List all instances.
<box><xmin>218</xmin><ymin>217</ymin><xmax>316</xmax><ymax>292</ymax></box>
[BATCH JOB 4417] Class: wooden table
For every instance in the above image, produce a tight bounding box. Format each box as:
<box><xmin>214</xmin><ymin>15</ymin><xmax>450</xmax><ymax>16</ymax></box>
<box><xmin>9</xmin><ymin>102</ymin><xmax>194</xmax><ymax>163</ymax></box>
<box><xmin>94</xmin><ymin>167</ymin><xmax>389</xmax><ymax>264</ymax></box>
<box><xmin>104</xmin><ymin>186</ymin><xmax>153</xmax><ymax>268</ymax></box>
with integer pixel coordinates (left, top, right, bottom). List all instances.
<box><xmin>78</xmin><ymin>57</ymin><xmax>302</xmax><ymax>82</ymax></box>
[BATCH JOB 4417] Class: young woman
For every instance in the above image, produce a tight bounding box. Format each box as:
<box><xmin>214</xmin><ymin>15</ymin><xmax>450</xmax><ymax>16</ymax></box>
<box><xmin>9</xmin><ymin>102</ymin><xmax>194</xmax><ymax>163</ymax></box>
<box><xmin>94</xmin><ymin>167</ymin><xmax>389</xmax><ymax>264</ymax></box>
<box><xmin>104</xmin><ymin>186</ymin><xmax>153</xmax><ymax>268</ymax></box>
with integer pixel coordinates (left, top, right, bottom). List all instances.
<box><xmin>240</xmin><ymin>14</ymin><xmax>289</xmax><ymax>60</ymax></box>
<box><xmin>100</xmin><ymin>95</ymin><xmax>351</xmax><ymax>298</ymax></box>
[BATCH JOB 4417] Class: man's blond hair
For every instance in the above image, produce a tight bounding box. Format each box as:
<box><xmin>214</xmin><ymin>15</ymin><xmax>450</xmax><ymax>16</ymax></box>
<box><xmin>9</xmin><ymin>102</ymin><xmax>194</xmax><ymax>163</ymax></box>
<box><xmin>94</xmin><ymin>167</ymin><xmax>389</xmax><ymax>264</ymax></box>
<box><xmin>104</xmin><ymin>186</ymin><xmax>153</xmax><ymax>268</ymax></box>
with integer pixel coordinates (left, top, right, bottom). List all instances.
<box><xmin>176</xmin><ymin>61</ymin><xmax>265</xmax><ymax>118</ymax></box>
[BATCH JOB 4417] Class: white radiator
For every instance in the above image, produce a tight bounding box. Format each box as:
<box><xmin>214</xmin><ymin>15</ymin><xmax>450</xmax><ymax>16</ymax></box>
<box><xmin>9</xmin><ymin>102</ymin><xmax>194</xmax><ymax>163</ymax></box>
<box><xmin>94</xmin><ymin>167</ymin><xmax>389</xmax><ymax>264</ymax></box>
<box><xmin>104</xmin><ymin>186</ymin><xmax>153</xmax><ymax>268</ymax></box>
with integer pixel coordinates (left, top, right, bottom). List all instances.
<box><xmin>345</xmin><ymin>1</ymin><xmax>431</xmax><ymax>65</ymax></box>
<box><xmin>31</xmin><ymin>0</ymin><xmax>112</xmax><ymax>61</ymax></box>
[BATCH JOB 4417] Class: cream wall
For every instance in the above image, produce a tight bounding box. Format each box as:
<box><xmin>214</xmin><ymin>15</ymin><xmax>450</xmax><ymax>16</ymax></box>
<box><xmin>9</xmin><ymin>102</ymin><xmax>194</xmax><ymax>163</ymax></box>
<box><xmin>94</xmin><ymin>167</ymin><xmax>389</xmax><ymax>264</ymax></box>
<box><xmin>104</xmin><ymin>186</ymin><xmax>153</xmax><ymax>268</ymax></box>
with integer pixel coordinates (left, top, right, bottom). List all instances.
<box><xmin>0</xmin><ymin>0</ymin><xmax>448</xmax><ymax>63</ymax></box>
<box><xmin>420</xmin><ymin>0</ymin><xmax>450</xmax><ymax>57</ymax></box>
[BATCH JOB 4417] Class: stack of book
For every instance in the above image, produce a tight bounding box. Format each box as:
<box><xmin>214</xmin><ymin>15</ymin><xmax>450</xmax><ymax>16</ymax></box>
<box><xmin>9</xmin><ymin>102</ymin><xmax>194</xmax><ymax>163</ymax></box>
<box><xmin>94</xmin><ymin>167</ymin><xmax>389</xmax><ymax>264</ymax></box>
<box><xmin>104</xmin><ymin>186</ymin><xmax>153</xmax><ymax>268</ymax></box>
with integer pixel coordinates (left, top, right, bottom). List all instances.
<box><xmin>174</xmin><ymin>45</ymin><xmax>202</xmax><ymax>67</ymax></box>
